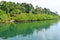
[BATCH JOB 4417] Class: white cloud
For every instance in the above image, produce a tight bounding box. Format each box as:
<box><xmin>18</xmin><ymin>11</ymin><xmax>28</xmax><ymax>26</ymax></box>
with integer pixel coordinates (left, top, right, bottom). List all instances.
<box><xmin>0</xmin><ymin>0</ymin><xmax>2</xmax><ymax>1</ymax></box>
<box><xmin>0</xmin><ymin>0</ymin><xmax>60</xmax><ymax>15</ymax></box>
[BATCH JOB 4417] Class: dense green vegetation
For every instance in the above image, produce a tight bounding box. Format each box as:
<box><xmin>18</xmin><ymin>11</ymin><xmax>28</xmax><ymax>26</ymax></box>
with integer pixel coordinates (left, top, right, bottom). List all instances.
<box><xmin>0</xmin><ymin>1</ymin><xmax>59</xmax><ymax>22</ymax></box>
<box><xmin>0</xmin><ymin>20</ymin><xmax>58</xmax><ymax>39</ymax></box>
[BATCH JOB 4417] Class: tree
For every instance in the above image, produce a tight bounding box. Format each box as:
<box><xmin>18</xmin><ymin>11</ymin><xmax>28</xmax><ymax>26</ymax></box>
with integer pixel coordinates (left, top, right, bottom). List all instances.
<box><xmin>21</xmin><ymin>3</ymin><xmax>34</xmax><ymax>13</ymax></box>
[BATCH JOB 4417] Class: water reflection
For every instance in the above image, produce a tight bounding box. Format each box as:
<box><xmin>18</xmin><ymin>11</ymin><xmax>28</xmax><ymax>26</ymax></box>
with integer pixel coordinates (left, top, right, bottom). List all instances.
<box><xmin>0</xmin><ymin>20</ymin><xmax>59</xmax><ymax>40</ymax></box>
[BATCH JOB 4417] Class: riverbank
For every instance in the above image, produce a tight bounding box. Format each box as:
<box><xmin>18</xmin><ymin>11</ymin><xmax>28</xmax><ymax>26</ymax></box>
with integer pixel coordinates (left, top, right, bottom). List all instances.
<box><xmin>0</xmin><ymin>18</ymin><xmax>59</xmax><ymax>23</ymax></box>
<box><xmin>0</xmin><ymin>14</ymin><xmax>59</xmax><ymax>23</ymax></box>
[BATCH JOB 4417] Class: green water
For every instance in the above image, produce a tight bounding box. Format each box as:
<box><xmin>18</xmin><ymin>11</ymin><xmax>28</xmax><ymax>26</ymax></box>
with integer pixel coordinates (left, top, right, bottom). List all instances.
<box><xmin>0</xmin><ymin>20</ymin><xmax>60</xmax><ymax>40</ymax></box>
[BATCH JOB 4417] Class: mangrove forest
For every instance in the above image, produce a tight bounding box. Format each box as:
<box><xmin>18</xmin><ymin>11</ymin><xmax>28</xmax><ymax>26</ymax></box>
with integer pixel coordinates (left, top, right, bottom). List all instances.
<box><xmin>0</xmin><ymin>1</ymin><xmax>59</xmax><ymax>22</ymax></box>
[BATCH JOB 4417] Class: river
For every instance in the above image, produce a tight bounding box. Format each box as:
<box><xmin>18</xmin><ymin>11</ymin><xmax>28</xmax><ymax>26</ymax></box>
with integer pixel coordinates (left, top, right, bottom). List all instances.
<box><xmin>0</xmin><ymin>20</ymin><xmax>60</xmax><ymax>40</ymax></box>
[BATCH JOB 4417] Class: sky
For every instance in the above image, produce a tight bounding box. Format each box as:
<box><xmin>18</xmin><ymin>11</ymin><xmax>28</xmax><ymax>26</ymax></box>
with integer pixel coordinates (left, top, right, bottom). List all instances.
<box><xmin>0</xmin><ymin>0</ymin><xmax>60</xmax><ymax>15</ymax></box>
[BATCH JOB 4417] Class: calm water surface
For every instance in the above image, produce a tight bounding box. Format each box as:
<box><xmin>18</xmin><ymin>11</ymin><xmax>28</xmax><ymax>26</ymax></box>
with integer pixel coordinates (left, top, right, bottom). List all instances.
<box><xmin>0</xmin><ymin>20</ymin><xmax>60</xmax><ymax>40</ymax></box>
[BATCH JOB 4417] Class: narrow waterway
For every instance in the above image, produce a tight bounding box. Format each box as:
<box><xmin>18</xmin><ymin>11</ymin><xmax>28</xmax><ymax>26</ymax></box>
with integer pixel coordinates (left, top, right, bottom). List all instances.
<box><xmin>0</xmin><ymin>20</ymin><xmax>60</xmax><ymax>40</ymax></box>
